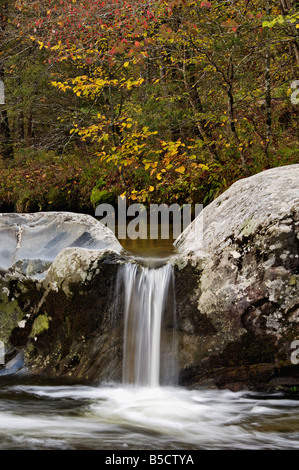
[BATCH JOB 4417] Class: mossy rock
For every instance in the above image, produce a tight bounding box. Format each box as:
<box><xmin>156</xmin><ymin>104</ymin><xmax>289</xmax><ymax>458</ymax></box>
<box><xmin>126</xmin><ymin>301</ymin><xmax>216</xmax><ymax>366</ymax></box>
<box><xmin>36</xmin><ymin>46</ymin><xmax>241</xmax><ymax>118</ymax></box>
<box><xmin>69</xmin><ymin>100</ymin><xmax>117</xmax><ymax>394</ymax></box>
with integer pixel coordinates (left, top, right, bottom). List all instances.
<box><xmin>0</xmin><ymin>287</ymin><xmax>25</xmax><ymax>346</ymax></box>
<box><xmin>30</xmin><ymin>314</ymin><xmax>51</xmax><ymax>339</ymax></box>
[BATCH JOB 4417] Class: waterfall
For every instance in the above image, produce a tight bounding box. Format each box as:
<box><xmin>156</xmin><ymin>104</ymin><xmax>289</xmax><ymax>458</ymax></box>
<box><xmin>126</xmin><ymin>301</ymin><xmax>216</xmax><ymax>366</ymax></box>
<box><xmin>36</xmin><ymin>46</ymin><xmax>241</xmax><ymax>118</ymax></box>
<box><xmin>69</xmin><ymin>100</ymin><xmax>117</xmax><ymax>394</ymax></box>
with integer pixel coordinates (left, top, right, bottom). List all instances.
<box><xmin>120</xmin><ymin>261</ymin><xmax>177</xmax><ymax>387</ymax></box>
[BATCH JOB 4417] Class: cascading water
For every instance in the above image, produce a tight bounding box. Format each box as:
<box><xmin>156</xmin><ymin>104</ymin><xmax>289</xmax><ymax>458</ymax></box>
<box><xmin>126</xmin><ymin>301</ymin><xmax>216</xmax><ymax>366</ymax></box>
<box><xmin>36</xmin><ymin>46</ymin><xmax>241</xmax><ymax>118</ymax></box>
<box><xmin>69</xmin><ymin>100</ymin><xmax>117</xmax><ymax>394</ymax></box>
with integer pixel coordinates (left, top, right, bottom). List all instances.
<box><xmin>0</xmin><ymin>259</ymin><xmax>298</xmax><ymax>450</ymax></box>
<box><xmin>120</xmin><ymin>261</ymin><xmax>177</xmax><ymax>387</ymax></box>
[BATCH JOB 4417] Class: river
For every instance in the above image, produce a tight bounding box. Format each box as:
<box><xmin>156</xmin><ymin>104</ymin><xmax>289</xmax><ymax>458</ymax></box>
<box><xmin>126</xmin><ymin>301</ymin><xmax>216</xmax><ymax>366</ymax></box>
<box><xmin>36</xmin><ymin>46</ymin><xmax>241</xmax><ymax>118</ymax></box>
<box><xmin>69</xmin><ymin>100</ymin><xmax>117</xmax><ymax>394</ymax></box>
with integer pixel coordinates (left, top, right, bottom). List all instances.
<box><xmin>0</xmin><ymin>379</ymin><xmax>299</xmax><ymax>450</ymax></box>
<box><xmin>1</xmin><ymin>235</ymin><xmax>299</xmax><ymax>451</ymax></box>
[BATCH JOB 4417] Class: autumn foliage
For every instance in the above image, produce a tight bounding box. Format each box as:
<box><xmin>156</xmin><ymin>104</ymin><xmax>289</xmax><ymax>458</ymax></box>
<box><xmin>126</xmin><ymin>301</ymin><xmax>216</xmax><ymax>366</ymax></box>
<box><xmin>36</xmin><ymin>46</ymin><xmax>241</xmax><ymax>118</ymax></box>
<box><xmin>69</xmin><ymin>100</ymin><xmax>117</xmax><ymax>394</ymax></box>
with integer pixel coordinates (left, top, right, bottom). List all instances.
<box><xmin>0</xmin><ymin>0</ymin><xmax>298</xmax><ymax>211</ymax></box>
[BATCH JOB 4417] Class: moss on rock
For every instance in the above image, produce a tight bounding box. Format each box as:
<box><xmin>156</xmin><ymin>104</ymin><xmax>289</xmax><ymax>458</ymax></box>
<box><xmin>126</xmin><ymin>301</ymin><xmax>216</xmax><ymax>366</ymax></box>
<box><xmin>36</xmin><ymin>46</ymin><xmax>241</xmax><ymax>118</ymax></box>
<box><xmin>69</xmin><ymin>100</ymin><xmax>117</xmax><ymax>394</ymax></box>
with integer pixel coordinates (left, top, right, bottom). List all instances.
<box><xmin>30</xmin><ymin>314</ymin><xmax>51</xmax><ymax>338</ymax></box>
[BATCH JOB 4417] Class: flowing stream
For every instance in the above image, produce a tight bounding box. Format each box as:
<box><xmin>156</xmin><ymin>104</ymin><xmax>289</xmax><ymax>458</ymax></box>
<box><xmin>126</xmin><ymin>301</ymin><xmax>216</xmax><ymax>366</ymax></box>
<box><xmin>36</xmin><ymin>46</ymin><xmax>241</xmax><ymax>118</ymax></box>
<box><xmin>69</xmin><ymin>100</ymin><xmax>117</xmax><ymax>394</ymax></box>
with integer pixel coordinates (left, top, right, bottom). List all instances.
<box><xmin>122</xmin><ymin>261</ymin><xmax>177</xmax><ymax>387</ymax></box>
<box><xmin>1</xmin><ymin>241</ymin><xmax>299</xmax><ymax>450</ymax></box>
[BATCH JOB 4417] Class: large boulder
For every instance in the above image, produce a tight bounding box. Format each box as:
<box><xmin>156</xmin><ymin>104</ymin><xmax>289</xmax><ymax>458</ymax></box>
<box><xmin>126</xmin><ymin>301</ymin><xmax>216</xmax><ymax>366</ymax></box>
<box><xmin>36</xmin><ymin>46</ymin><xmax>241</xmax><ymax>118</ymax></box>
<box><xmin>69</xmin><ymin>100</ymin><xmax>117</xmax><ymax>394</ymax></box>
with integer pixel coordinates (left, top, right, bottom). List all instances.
<box><xmin>0</xmin><ymin>212</ymin><xmax>126</xmax><ymax>381</ymax></box>
<box><xmin>174</xmin><ymin>164</ymin><xmax>299</xmax><ymax>391</ymax></box>
<box><xmin>0</xmin><ymin>211</ymin><xmax>122</xmax><ymax>277</ymax></box>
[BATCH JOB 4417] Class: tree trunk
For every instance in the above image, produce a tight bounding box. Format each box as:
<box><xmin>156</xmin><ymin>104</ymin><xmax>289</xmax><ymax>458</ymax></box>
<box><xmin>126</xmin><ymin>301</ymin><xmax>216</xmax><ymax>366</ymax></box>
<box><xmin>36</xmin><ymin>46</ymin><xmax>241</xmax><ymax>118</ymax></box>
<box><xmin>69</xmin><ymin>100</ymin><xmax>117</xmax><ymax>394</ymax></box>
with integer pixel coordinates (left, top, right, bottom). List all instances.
<box><xmin>0</xmin><ymin>67</ymin><xmax>13</xmax><ymax>160</ymax></box>
<box><xmin>0</xmin><ymin>107</ymin><xmax>13</xmax><ymax>160</ymax></box>
<box><xmin>17</xmin><ymin>110</ymin><xmax>25</xmax><ymax>143</ymax></box>
<box><xmin>182</xmin><ymin>51</ymin><xmax>220</xmax><ymax>162</ymax></box>
<box><xmin>26</xmin><ymin>111</ymin><xmax>34</xmax><ymax>147</ymax></box>
<box><xmin>265</xmin><ymin>0</ymin><xmax>272</xmax><ymax>166</ymax></box>
<box><xmin>226</xmin><ymin>56</ymin><xmax>250</xmax><ymax>176</ymax></box>
<box><xmin>0</xmin><ymin>2</ymin><xmax>14</xmax><ymax>160</ymax></box>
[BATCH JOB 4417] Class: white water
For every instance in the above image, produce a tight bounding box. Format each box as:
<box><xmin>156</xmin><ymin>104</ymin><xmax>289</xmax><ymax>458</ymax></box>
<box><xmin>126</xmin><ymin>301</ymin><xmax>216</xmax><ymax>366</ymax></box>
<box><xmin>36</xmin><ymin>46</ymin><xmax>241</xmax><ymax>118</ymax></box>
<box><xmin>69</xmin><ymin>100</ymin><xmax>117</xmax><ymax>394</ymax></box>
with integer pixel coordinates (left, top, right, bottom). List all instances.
<box><xmin>1</xmin><ymin>258</ymin><xmax>299</xmax><ymax>450</ymax></box>
<box><xmin>121</xmin><ymin>262</ymin><xmax>177</xmax><ymax>387</ymax></box>
<box><xmin>1</xmin><ymin>383</ymin><xmax>299</xmax><ymax>449</ymax></box>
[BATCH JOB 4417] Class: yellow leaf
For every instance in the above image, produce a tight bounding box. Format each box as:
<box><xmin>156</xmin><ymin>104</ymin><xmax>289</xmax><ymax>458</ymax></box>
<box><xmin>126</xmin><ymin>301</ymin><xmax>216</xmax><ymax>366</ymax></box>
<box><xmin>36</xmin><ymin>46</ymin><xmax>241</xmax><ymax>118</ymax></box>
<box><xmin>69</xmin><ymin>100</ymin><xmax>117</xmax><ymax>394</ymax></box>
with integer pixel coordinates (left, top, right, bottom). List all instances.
<box><xmin>156</xmin><ymin>173</ymin><xmax>162</xmax><ymax>180</ymax></box>
<box><xmin>175</xmin><ymin>166</ymin><xmax>185</xmax><ymax>174</ymax></box>
<box><xmin>124</xmin><ymin>62</ymin><xmax>130</xmax><ymax>67</ymax></box>
<box><xmin>149</xmin><ymin>186</ymin><xmax>154</xmax><ymax>192</ymax></box>
<box><xmin>198</xmin><ymin>164</ymin><xmax>209</xmax><ymax>171</ymax></box>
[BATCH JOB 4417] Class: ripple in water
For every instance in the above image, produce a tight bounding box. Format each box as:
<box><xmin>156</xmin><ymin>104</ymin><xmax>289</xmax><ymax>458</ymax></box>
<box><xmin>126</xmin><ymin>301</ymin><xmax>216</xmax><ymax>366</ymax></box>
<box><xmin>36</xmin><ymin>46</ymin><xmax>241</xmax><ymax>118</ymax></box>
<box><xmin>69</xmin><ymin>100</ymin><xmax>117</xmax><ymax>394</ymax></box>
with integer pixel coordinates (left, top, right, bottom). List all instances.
<box><xmin>1</xmin><ymin>256</ymin><xmax>298</xmax><ymax>450</ymax></box>
<box><xmin>0</xmin><ymin>383</ymin><xmax>299</xmax><ymax>450</ymax></box>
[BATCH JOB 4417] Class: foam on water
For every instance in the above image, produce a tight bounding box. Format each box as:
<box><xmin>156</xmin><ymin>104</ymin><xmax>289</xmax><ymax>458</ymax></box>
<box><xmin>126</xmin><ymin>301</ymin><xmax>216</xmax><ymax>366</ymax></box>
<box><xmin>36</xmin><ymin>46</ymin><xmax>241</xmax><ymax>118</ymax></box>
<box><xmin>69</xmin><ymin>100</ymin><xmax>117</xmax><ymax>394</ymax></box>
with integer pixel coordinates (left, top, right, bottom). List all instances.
<box><xmin>0</xmin><ymin>384</ymin><xmax>299</xmax><ymax>450</ymax></box>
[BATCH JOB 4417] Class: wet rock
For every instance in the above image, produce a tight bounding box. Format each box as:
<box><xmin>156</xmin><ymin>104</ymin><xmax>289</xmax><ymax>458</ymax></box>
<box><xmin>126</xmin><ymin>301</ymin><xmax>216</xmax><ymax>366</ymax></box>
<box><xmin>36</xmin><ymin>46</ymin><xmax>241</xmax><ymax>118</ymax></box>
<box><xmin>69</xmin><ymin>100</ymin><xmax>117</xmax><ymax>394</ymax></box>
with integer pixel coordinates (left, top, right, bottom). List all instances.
<box><xmin>23</xmin><ymin>248</ymin><xmax>126</xmax><ymax>383</ymax></box>
<box><xmin>0</xmin><ymin>212</ymin><xmax>125</xmax><ymax>382</ymax></box>
<box><xmin>174</xmin><ymin>165</ymin><xmax>299</xmax><ymax>392</ymax></box>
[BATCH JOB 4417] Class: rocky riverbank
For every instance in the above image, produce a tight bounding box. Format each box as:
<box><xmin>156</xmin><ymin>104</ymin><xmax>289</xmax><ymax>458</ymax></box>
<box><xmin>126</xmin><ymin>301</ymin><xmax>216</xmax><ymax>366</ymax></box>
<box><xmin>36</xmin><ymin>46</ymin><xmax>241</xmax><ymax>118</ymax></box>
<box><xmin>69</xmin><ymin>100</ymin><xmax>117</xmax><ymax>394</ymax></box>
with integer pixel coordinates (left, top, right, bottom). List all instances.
<box><xmin>0</xmin><ymin>165</ymin><xmax>298</xmax><ymax>392</ymax></box>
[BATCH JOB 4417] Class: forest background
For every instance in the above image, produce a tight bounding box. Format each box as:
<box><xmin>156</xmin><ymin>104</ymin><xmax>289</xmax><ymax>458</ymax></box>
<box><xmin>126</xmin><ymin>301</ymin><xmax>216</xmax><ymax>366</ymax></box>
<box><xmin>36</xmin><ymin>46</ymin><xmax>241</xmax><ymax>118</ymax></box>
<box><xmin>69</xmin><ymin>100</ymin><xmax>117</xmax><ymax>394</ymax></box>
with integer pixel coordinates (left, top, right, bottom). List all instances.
<box><xmin>0</xmin><ymin>0</ymin><xmax>298</xmax><ymax>216</ymax></box>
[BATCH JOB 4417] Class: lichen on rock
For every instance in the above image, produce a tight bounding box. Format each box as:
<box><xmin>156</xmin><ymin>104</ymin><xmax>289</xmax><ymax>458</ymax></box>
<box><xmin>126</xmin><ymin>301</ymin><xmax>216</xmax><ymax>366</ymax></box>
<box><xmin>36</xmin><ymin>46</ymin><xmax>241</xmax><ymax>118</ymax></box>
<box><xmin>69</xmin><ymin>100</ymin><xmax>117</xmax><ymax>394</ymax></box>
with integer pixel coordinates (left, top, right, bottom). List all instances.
<box><xmin>0</xmin><ymin>211</ymin><xmax>125</xmax><ymax>381</ymax></box>
<box><xmin>174</xmin><ymin>164</ymin><xmax>299</xmax><ymax>391</ymax></box>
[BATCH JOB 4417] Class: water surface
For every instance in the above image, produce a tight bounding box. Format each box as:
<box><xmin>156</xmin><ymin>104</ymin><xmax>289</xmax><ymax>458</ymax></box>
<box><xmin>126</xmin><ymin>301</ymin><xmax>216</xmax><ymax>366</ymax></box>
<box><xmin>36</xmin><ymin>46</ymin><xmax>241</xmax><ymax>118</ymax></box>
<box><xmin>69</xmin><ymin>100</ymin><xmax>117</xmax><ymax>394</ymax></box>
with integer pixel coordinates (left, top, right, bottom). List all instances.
<box><xmin>0</xmin><ymin>380</ymin><xmax>299</xmax><ymax>450</ymax></box>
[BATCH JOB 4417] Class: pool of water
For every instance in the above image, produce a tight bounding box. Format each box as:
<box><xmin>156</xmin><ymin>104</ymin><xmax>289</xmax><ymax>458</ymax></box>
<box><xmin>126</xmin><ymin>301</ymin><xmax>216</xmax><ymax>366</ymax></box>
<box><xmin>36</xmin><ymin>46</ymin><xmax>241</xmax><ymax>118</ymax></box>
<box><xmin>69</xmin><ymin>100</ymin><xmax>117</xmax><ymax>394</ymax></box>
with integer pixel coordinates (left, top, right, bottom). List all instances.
<box><xmin>120</xmin><ymin>235</ymin><xmax>177</xmax><ymax>260</ymax></box>
<box><xmin>0</xmin><ymin>379</ymin><xmax>299</xmax><ymax>450</ymax></box>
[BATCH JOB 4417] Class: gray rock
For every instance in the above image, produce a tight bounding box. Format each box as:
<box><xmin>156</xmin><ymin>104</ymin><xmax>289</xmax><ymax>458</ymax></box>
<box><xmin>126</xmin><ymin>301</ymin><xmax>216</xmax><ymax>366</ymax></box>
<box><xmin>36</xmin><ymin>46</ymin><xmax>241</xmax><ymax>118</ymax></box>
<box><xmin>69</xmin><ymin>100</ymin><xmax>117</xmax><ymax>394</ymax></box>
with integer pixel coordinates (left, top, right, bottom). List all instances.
<box><xmin>22</xmin><ymin>248</ymin><xmax>126</xmax><ymax>383</ymax></box>
<box><xmin>0</xmin><ymin>212</ymin><xmax>125</xmax><ymax>382</ymax></box>
<box><xmin>0</xmin><ymin>212</ymin><xmax>123</xmax><ymax>278</ymax></box>
<box><xmin>175</xmin><ymin>164</ymin><xmax>299</xmax><ymax>259</ymax></box>
<box><xmin>173</xmin><ymin>164</ymin><xmax>299</xmax><ymax>391</ymax></box>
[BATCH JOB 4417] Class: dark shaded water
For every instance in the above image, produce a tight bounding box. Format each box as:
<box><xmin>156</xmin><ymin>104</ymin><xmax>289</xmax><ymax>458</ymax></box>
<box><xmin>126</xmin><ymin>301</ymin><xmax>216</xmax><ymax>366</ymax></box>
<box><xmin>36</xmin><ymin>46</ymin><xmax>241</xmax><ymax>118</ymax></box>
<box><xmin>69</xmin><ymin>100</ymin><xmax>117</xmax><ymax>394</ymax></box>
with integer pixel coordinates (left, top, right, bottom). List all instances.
<box><xmin>119</xmin><ymin>230</ymin><xmax>177</xmax><ymax>260</ymax></box>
